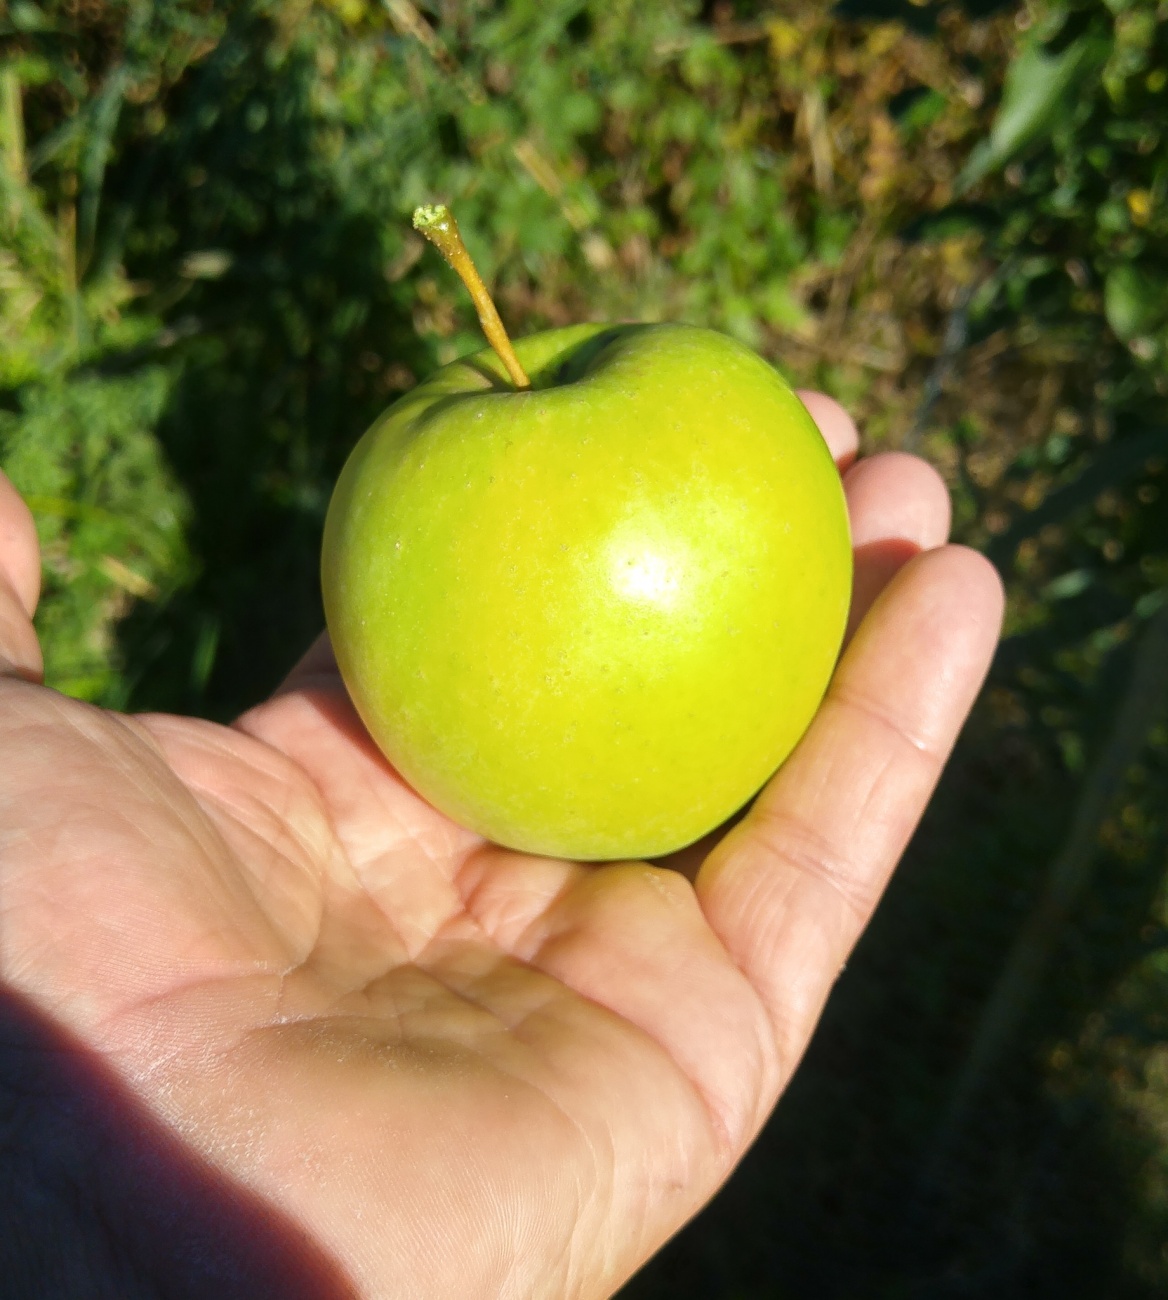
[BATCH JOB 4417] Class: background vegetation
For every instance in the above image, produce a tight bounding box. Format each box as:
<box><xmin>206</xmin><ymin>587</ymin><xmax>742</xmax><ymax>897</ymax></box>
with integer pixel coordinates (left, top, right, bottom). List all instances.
<box><xmin>2</xmin><ymin>0</ymin><xmax>1167</xmax><ymax>1293</ymax></box>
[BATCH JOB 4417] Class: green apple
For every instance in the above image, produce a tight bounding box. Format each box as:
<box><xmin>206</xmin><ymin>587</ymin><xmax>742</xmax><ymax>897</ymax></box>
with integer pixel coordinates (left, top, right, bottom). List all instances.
<box><xmin>322</xmin><ymin>316</ymin><xmax>852</xmax><ymax>861</ymax></box>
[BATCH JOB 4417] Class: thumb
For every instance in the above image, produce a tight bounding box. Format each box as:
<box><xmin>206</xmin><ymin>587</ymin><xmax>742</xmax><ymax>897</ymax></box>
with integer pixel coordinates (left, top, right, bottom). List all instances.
<box><xmin>0</xmin><ymin>470</ymin><xmax>44</xmax><ymax>681</ymax></box>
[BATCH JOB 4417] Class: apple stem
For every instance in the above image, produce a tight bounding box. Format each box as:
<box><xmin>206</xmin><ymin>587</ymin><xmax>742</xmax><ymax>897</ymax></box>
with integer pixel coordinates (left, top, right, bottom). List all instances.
<box><xmin>412</xmin><ymin>204</ymin><xmax>531</xmax><ymax>390</ymax></box>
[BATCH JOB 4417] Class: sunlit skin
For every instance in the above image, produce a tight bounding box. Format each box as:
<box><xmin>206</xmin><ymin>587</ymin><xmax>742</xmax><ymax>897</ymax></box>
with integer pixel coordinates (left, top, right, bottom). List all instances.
<box><xmin>0</xmin><ymin>394</ymin><xmax>1002</xmax><ymax>1297</ymax></box>
<box><xmin>322</xmin><ymin>322</ymin><xmax>852</xmax><ymax>859</ymax></box>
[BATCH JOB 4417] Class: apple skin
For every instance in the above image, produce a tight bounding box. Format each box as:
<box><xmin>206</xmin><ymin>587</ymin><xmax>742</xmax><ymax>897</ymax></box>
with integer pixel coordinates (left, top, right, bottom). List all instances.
<box><xmin>321</xmin><ymin>322</ymin><xmax>852</xmax><ymax>861</ymax></box>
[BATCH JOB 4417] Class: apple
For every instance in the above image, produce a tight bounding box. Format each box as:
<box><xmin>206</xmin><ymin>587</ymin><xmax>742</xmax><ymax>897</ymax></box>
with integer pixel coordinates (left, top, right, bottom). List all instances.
<box><xmin>321</xmin><ymin>208</ymin><xmax>852</xmax><ymax>861</ymax></box>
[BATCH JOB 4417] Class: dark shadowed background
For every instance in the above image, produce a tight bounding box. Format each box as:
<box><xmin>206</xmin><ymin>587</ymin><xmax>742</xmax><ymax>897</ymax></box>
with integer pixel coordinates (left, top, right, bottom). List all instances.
<box><xmin>2</xmin><ymin>0</ymin><xmax>1167</xmax><ymax>1294</ymax></box>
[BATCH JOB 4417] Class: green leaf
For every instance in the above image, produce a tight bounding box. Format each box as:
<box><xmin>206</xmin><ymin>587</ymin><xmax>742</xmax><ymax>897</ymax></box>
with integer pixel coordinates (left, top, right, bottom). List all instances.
<box><xmin>1105</xmin><ymin>264</ymin><xmax>1167</xmax><ymax>342</ymax></box>
<box><xmin>6</xmin><ymin>2</ymin><xmax>56</xmax><ymax>33</ymax></box>
<box><xmin>957</xmin><ymin>34</ymin><xmax>1105</xmax><ymax>190</ymax></box>
<box><xmin>1042</xmin><ymin>567</ymin><xmax>1094</xmax><ymax>601</ymax></box>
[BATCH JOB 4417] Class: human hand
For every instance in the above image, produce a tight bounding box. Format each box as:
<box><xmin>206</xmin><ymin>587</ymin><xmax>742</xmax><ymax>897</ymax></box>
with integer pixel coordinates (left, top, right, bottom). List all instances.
<box><xmin>0</xmin><ymin>398</ymin><xmax>1002</xmax><ymax>1299</ymax></box>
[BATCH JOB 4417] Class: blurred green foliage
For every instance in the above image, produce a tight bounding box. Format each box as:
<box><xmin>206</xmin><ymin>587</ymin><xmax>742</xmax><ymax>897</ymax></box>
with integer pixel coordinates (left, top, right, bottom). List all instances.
<box><xmin>1</xmin><ymin>0</ymin><xmax>1167</xmax><ymax>1293</ymax></box>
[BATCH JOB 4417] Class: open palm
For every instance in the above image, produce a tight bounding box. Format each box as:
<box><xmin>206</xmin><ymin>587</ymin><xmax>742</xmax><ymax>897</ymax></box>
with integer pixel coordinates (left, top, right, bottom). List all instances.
<box><xmin>0</xmin><ymin>397</ymin><xmax>1002</xmax><ymax>1299</ymax></box>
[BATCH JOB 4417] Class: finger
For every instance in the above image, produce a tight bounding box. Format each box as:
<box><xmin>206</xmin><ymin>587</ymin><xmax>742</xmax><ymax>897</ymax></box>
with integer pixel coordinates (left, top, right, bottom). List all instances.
<box><xmin>0</xmin><ymin>471</ymin><xmax>43</xmax><ymax>681</ymax></box>
<box><xmin>696</xmin><ymin>546</ymin><xmax>1003</xmax><ymax>1082</ymax></box>
<box><xmin>797</xmin><ymin>391</ymin><xmax>859</xmax><ymax>470</ymax></box>
<box><xmin>0</xmin><ymin>471</ymin><xmax>41</xmax><ymax>617</ymax></box>
<box><xmin>273</xmin><ymin>629</ymin><xmax>342</xmax><ymax>698</ymax></box>
<box><xmin>843</xmin><ymin>451</ymin><xmax>952</xmax><ymax>639</ymax></box>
